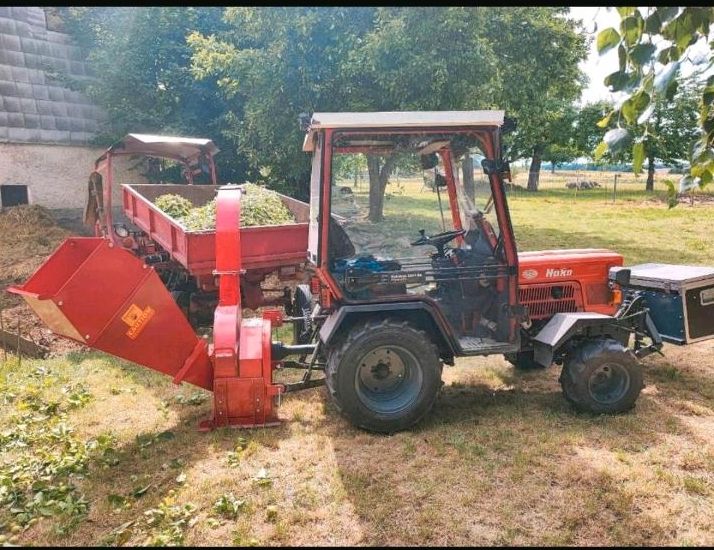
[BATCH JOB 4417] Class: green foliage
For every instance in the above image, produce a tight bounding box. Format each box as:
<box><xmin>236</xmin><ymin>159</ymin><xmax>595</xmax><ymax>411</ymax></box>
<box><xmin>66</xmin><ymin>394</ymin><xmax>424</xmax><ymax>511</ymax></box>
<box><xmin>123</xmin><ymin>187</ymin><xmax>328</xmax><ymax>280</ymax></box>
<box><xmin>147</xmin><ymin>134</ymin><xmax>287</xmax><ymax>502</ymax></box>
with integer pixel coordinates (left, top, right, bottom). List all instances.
<box><xmin>154</xmin><ymin>184</ymin><xmax>295</xmax><ymax>231</ymax></box>
<box><xmin>597</xmin><ymin>7</ymin><xmax>714</xmax><ymax>192</ymax></box>
<box><xmin>189</xmin><ymin>7</ymin><xmax>588</xmax><ymax>199</ymax></box>
<box><xmin>0</xmin><ymin>365</ymin><xmax>116</xmax><ymax>537</ymax></box>
<box><xmin>211</xmin><ymin>493</ymin><xmax>245</xmax><ymax>520</ymax></box>
<box><xmin>154</xmin><ymin>194</ymin><xmax>194</xmax><ymax>220</ymax></box>
<box><xmin>59</xmin><ymin>7</ymin><xmax>252</xmax><ymax>183</ymax></box>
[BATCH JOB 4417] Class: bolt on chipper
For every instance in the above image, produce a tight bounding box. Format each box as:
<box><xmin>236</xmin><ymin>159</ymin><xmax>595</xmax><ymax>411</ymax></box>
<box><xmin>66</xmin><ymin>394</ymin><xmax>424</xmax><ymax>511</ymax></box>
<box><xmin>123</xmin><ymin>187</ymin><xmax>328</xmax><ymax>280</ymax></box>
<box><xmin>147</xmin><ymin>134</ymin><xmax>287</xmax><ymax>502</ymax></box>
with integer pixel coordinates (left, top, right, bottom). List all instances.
<box><xmin>8</xmin><ymin>113</ymin><xmax>714</xmax><ymax>433</ymax></box>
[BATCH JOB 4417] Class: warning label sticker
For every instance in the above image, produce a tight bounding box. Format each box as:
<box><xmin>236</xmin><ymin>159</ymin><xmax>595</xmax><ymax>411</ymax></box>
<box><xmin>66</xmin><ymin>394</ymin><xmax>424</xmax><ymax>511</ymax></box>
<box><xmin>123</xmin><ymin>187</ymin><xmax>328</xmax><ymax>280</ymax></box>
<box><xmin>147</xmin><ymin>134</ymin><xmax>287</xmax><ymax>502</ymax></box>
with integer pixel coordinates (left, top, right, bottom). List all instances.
<box><xmin>121</xmin><ymin>303</ymin><xmax>155</xmax><ymax>340</ymax></box>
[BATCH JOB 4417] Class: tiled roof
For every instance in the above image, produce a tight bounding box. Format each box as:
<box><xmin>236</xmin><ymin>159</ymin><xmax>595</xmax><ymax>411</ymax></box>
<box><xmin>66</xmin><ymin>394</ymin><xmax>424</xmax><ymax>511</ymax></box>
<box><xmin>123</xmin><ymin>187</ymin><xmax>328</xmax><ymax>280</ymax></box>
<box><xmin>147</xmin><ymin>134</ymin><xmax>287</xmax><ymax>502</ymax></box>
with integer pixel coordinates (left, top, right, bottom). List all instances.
<box><xmin>0</xmin><ymin>6</ymin><xmax>104</xmax><ymax>145</ymax></box>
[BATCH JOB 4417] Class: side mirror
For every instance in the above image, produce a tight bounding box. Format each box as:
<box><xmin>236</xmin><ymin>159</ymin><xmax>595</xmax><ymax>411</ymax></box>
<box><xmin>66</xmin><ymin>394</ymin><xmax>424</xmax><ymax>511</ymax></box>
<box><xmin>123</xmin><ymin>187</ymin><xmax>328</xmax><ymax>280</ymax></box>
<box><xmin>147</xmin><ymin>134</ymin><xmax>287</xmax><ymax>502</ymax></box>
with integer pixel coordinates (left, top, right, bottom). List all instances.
<box><xmin>609</xmin><ymin>267</ymin><xmax>631</xmax><ymax>287</ymax></box>
<box><xmin>420</xmin><ymin>153</ymin><xmax>439</xmax><ymax>170</ymax></box>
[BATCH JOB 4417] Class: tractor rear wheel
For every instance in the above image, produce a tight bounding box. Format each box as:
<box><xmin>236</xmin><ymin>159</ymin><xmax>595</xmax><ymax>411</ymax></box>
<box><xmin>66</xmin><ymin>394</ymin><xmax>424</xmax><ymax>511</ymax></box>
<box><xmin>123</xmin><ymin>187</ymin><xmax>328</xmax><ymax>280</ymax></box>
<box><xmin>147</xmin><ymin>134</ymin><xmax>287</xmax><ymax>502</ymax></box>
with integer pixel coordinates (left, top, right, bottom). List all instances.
<box><xmin>560</xmin><ymin>338</ymin><xmax>643</xmax><ymax>414</ymax></box>
<box><xmin>504</xmin><ymin>351</ymin><xmax>545</xmax><ymax>370</ymax></box>
<box><xmin>326</xmin><ymin>319</ymin><xmax>442</xmax><ymax>433</ymax></box>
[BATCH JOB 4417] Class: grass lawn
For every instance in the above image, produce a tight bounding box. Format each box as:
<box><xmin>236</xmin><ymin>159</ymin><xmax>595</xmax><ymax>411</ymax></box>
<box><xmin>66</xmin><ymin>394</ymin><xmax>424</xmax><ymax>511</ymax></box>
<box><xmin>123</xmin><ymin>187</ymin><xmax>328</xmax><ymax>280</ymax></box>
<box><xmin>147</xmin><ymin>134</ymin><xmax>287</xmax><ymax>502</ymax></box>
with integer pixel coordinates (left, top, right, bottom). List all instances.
<box><xmin>1</xmin><ymin>175</ymin><xmax>714</xmax><ymax>546</ymax></box>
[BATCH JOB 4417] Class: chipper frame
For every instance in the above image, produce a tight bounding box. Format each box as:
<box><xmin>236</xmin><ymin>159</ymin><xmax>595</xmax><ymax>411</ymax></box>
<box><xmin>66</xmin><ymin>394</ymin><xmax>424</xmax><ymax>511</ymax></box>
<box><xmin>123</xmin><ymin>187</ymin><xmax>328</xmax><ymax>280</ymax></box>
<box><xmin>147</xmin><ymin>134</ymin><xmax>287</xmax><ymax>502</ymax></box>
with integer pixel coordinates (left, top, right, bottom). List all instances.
<box><xmin>8</xmin><ymin>186</ymin><xmax>286</xmax><ymax>430</ymax></box>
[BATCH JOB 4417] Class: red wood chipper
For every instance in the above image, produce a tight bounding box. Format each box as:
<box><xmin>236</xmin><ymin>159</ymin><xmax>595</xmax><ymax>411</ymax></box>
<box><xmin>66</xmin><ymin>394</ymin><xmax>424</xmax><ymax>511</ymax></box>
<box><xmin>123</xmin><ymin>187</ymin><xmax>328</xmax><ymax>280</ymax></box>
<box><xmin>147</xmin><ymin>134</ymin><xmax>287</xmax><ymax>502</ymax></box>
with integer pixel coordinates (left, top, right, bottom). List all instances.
<box><xmin>8</xmin><ymin>134</ymin><xmax>314</xmax><ymax>430</ymax></box>
<box><xmin>8</xmin><ymin>113</ymin><xmax>714</xmax><ymax>434</ymax></box>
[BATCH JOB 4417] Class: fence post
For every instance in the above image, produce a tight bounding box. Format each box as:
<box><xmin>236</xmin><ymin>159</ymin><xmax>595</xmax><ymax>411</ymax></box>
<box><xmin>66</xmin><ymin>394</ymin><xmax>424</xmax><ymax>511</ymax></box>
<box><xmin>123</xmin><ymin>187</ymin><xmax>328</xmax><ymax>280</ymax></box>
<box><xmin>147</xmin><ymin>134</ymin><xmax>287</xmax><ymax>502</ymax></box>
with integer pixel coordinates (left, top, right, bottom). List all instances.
<box><xmin>612</xmin><ymin>173</ymin><xmax>619</xmax><ymax>203</ymax></box>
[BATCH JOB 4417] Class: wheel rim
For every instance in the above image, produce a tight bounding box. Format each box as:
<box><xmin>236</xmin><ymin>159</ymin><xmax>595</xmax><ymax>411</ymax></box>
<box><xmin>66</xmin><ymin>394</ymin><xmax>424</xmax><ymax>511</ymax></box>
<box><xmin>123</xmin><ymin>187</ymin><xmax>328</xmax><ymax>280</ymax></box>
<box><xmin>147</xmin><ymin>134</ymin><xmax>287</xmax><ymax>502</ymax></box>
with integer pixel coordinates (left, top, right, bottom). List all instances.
<box><xmin>587</xmin><ymin>362</ymin><xmax>631</xmax><ymax>405</ymax></box>
<box><xmin>354</xmin><ymin>345</ymin><xmax>423</xmax><ymax>415</ymax></box>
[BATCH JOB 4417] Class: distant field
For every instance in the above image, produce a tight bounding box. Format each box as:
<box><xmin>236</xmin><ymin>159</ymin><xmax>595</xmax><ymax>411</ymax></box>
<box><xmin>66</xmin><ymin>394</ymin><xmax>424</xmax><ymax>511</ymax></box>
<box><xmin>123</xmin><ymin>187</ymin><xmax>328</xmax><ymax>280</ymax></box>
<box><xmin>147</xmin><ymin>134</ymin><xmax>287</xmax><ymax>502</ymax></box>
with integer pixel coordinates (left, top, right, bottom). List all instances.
<box><xmin>1</xmin><ymin>179</ymin><xmax>713</xmax><ymax>546</ymax></box>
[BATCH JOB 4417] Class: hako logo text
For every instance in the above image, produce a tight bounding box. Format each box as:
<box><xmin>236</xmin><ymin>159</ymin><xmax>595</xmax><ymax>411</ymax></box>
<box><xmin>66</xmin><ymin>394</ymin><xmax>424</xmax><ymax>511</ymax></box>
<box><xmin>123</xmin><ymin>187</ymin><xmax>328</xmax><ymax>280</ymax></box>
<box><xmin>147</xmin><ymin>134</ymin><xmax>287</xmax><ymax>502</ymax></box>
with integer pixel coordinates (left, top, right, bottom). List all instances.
<box><xmin>546</xmin><ymin>267</ymin><xmax>573</xmax><ymax>278</ymax></box>
<box><xmin>121</xmin><ymin>303</ymin><xmax>155</xmax><ymax>340</ymax></box>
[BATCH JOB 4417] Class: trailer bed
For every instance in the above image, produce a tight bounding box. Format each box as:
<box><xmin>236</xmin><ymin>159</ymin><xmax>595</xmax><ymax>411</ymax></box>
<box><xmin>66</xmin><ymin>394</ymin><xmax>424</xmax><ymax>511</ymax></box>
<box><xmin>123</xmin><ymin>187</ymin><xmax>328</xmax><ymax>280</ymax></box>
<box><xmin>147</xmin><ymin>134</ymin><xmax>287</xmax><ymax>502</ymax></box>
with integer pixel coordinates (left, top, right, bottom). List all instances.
<box><xmin>122</xmin><ymin>184</ymin><xmax>309</xmax><ymax>276</ymax></box>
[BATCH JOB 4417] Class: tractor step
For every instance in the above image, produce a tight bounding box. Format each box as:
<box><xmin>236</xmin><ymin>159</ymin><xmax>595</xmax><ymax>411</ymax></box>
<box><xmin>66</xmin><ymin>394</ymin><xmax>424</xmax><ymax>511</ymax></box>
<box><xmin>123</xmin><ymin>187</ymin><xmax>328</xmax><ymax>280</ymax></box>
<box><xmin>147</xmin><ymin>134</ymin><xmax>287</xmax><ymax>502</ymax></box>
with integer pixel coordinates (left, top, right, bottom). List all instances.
<box><xmin>458</xmin><ymin>336</ymin><xmax>517</xmax><ymax>355</ymax></box>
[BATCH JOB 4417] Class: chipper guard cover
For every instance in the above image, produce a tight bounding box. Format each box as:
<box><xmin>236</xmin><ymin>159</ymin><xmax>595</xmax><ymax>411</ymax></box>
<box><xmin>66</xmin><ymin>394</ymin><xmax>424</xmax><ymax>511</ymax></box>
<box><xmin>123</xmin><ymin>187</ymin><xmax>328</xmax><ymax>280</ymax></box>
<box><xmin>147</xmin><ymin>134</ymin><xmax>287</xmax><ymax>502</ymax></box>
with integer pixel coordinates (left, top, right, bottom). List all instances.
<box><xmin>7</xmin><ymin>237</ymin><xmax>212</xmax><ymax>390</ymax></box>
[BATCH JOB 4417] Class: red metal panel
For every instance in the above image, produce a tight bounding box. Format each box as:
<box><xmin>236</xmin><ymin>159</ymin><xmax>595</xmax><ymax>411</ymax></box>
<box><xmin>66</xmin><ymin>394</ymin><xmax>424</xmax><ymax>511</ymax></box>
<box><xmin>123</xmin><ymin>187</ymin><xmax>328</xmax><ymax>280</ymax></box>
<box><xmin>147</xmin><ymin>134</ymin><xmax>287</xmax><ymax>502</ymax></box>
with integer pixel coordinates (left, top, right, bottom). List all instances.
<box><xmin>8</xmin><ymin>237</ymin><xmax>212</xmax><ymax>390</ymax></box>
<box><xmin>121</xmin><ymin>184</ymin><xmax>308</xmax><ymax>276</ymax></box>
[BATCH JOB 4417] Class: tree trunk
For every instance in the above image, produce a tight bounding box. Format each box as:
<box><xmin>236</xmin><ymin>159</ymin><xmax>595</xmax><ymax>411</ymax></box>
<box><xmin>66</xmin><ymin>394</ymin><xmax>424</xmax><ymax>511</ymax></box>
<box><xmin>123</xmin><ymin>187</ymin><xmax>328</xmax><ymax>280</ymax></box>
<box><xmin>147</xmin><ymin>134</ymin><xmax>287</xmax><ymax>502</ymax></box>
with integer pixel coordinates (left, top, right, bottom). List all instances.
<box><xmin>367</xmin><ymin>154</ymin><xmax>397</xmax><ymax>222</ymax></box>
<box><xmin>462</xmin><ymin>154</ymin><xmax>475</xmax><ymax>203</ymax></box>
<box><xmin>527</xmin><ymin>147</ymin><xmax>543</xmax><ymax>192</ymax></box>
<box><xmin>646</xmin><ymin>155</ymin><xmax>655</xmax><ymax>192</ymax></box>
<box><xmin>551</xmin><ymin>162</ymin><xmax>556</xmax><ymax>174</ymax></box>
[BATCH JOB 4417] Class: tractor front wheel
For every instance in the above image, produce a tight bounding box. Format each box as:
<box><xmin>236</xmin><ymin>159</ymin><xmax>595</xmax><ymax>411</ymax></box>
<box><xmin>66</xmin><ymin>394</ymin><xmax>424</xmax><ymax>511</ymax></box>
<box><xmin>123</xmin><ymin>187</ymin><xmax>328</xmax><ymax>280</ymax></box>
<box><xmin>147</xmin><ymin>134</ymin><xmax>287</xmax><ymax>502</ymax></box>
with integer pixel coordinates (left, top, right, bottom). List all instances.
<box><xmin>326</xmin><ymin>319</ymin><xmax>442</xmax><ymax>433</ymax></box>
<box><xmin>560</xmin><ymin>338</ymin><xmax>643</xmax><ymax>414</ymax></box>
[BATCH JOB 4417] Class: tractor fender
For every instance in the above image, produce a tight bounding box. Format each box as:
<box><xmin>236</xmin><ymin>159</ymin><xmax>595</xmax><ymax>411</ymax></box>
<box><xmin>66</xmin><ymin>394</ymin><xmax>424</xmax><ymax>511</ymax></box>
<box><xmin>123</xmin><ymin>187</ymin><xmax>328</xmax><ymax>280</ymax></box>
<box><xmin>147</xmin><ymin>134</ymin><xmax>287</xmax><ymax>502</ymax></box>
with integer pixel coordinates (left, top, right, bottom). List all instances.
<box><xmin>319</xmin><ymin>301</ymin><xmax>458</xmax><ymax>362</ymax></box>
<box><xmin>532</xmin><ymin>312</ymin><xmax>630</xmax><ymax>367</ymax></box>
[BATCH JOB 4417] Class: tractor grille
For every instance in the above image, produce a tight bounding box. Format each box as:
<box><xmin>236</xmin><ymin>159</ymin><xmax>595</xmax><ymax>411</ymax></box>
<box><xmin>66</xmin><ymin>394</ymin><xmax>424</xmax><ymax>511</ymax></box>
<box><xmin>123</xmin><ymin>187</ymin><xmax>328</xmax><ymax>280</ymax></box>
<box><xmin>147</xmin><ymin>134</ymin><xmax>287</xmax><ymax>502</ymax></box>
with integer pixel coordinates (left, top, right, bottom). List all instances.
<box><xmin>520</xmin><ymin>282</ymin><xmax>581</xmax><ymax>319</ymax></box>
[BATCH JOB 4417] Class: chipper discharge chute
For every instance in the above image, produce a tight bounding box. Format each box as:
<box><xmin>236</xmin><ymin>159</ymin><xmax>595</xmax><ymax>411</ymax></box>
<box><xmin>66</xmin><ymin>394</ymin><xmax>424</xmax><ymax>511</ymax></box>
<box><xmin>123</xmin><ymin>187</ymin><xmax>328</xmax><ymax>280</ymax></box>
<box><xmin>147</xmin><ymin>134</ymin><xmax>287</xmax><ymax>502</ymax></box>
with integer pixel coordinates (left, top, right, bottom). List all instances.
<box><xmin>8</xmin><ymin>186</ymin><xmax>288</xmax><ymax>430</ymax></box>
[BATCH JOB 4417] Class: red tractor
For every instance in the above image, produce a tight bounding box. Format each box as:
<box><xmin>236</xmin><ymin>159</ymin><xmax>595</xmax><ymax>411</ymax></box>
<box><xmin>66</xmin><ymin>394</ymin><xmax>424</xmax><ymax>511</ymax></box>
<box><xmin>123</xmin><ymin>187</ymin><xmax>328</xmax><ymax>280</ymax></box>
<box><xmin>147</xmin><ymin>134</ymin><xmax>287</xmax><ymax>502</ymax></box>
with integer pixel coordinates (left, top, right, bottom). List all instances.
<box><xmin>9</xmin><ymin>112</ymin><xmax>714</xmax><ymax>433</ymax></box>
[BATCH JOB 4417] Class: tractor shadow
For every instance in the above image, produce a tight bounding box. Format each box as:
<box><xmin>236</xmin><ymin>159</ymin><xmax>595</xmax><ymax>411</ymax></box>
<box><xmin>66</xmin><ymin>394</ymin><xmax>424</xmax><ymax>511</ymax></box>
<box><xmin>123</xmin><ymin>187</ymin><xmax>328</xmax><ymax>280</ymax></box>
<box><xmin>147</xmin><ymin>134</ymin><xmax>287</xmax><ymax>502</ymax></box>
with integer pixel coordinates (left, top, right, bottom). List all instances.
<box><xmin>325</xmin><ymin>358</ymin><xmax>713</xmax><ymax>546</ymax></box>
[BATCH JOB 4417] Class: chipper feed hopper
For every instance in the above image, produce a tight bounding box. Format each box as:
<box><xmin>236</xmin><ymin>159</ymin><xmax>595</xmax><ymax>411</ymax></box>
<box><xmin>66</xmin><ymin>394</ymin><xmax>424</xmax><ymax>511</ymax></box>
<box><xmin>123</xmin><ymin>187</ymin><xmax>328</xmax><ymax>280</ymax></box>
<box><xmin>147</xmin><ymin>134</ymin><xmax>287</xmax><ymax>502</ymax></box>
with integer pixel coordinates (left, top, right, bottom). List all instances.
<box><xmin>8</xmin><ymin>114</ymin><xmax>714</xmax><ymax>434</ymax></box>
<box><xmin>9</xmin><ymin>186</ymin><xmax>292</xmax><ymax>429</ymax></box>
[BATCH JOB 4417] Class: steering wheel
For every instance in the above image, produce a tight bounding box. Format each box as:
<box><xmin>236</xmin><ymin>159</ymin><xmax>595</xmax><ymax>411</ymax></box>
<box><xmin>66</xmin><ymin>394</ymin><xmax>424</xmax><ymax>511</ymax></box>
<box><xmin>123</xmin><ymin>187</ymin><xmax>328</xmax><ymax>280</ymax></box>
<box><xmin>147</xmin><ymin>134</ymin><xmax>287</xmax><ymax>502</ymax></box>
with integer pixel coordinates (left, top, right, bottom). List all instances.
<box><xmin>411</xmin><ymin>229</ymin><xmax>465</xmax><ymax>256</ymax></box>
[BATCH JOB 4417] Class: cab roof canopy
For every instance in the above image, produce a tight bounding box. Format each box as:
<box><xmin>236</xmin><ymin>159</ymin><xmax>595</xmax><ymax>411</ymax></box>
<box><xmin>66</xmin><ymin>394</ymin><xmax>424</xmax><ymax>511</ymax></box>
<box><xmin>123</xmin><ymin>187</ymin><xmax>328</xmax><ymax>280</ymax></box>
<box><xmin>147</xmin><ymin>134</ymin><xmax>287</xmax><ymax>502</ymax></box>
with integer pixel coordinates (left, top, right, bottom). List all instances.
<box><xmin>303</xmin><ymin>110</ymin><xmax>505</xmax><ymax>152</ymax></box>
<box><xmin>98</xmin><ymin>134</ymin><xmax>220</xmax><ymax>164</ymax></box>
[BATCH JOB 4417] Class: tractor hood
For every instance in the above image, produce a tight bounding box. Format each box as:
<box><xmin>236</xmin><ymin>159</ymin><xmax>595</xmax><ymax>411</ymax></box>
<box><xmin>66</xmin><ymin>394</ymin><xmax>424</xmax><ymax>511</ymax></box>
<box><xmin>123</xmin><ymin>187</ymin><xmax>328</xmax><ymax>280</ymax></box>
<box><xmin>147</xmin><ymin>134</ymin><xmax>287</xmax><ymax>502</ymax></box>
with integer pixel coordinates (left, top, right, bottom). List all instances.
<box><xmin>518</xmin><ymin>249</ymin><xmax>624</xmax><ymax>285</ymax></box>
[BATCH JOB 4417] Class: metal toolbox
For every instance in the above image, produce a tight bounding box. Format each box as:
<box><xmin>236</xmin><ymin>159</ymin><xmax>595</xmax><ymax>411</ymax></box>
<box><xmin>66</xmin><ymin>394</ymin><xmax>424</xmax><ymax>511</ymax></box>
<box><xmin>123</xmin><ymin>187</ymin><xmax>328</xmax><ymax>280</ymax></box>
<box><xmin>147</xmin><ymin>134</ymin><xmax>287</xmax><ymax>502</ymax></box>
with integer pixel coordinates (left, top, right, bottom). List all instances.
<box><xmin>624</xmin><ymin>263</ymin><xmax>714</xmax><ymax>345</ymax></box>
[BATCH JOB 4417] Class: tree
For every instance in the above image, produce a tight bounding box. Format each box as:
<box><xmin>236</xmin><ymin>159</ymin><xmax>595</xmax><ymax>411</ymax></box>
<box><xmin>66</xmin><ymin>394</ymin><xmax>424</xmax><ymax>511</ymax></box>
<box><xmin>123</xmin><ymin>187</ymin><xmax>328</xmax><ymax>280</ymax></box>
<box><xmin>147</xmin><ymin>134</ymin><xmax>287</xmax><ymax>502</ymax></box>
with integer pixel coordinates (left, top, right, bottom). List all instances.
<box><xmin>189</xmin><ymin>7</ymin><xmax>378</xmax><ymax>201</ymax></box>
<box><xmin>594</xmin><ymin>7</ymin><xmax>714</xmax><ymax>197</ymax></box>
<box><xmin>485</xmin><ymin>7</ymin><xmax>589</xmax><ymax>191</ymax></box>
<box><xmin>572</xmin><ymin>101</ymin><xmax>615</xmax><ymax>159</ymax></box>
<box><xmin>59</xmin><ymin>7</ymin><xmax>251</xmax><ymax>182</ymax></box>
<box><xmin>189</xmin><ymin>7</ymin><xmax>588</xmax><ymax>217</ymax></box>
<box><xmin>599</xmin><ymin>78</ymin><xmax>701</xmax><ymax>191</ymax></box>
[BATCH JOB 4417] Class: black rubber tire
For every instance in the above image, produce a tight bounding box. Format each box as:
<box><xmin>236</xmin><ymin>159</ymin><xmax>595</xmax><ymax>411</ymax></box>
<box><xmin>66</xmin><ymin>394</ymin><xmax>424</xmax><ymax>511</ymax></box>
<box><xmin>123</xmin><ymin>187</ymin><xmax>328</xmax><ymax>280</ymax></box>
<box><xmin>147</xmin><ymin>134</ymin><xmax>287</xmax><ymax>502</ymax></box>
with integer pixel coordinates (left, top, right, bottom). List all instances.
<box><xmin>560</xmin><ymin>338</ymin><xmax>643</xmax><ymax>414</ymax></box>
<box><xmin>291</xmin><ymin>284</ymin><xmax>313</xmax><ymax>345</ymax></box>
<box><xmin>326</xmin><ymin>319</ymin><xmax>442</xmax><ymax>433</ymax></box>
<box><xmin>504</xmin><ymin>351</ymin><xmax>546</xmax><ymax>370</ymax></box>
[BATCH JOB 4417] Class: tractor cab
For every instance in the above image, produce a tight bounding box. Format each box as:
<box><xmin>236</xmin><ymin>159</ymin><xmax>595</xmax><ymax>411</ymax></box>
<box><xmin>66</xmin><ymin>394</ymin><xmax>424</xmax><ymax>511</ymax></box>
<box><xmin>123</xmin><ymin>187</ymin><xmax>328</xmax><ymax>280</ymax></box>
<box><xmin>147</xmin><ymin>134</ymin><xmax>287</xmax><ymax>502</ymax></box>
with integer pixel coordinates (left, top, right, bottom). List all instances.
<box><xmin>303</xmin><ymin>111</ymin><xmax>521</xmax><ymax>358</ymax></box>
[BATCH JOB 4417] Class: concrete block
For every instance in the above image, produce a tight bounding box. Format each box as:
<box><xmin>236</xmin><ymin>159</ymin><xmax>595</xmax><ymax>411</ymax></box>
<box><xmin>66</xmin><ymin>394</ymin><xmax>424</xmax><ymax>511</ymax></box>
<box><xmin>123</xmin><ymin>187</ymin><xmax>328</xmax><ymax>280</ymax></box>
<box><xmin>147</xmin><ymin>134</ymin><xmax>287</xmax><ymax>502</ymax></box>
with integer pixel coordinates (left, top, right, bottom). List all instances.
<box><xmin>70</xmin><ymin>131</ymin><xmax>91</xmax><ymax>144</ymax></box>
<box><xmin>0</xmin><ymin>64</ymin><xmax>12</xmax><ymax>80</ymax></box>
<box><xmin>1</xmin><ymin>32</ymin><xmax>21</xmax><ymax>51</ymax></box>
<box><xmin>11</xmin><ymin>66</ymin><xmax>29</xmax><ymax>83</ymax></box>
<box><xmin>0</xmin><ymin>49</ymin><xmax>24</xmax><ymax>66</ymax></box>
<box><xmin>55</xmin><ymin>117</ymin><xmax>70</xmax><ymax>131</ymax></box>
<box><xmin>23</xmin><ymin>113</ymin><xmax>40</xmax><ymax>129</ymax></box>
<box><xmin>47</xmin><ymin>86</ymin><xmax>64</xmax><ymax>101</ymax></box>
<box><xmin>27</xmin><ymin>68</ymin><xmax>45</xmax><ymax>85</ymax></box>
<box><xmin>20</xmin><ymin>97</ymin><xmax>38</xmax><ymax>115</ymax></box>
<box><xmin>8</xmin><ymin>127</ymin><xmax>33</xmax><ymax>142</ymax></box>
<box><xmin>49</xmin><ymin>101</ymin><xmax>67</xmax><ymax>117</ymax></box>
<box><xmin>14</xmin><ymin>20</ymin><xmax>30</xmax><ymax>38</ymax></box>
<box><xmin>37</xmin><ymin>99</ymin><xmax>54</xmax><ymax>115</ymax></box>
<box><xmin>39</xmin><ymin>115</ymin><xmax>56</xmax><ymax>130</ymax></box>
<box><xmin>68</xmin><ymin>117</ymin><xmax>84</xmax><ymax>132</ymax></box>
<box><xmin>0</xmin><ymin>79</ymin><xmax>17</xmax><ymax>97</ymax></box>
<box><xmin>6</xmin><ymin>112</ymin><xmax>23</xmax><ymax>128</ymax></box>
<box><xmin>0</xmin><ymin>18</ymin><xmax>17</xmax><ymax>35</ymax></box>
<box><xmin>67</xmin><ymin>103</ymin><xmax>83</xmax><ymax>118</ymax></box>
<box><xmin>2</xmin><ymin>96</ymin><xmax>20</xmax><ymax>113</ymax></box>
<box><xmin>15</xmin><ymin>81</ymin><xmax>33</xmax><ymax>98</ymax></box>
<box><xmin>32</xmin><ymin>84</ymin><xmax>49</xmax><ymax>100</ymax></box>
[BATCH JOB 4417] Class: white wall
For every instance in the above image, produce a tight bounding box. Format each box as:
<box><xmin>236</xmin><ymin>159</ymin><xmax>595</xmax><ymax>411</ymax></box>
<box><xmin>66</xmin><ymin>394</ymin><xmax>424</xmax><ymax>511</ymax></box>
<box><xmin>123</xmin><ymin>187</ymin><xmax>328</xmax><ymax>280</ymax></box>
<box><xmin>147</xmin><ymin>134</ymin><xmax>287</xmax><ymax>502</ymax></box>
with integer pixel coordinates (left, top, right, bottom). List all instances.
<box><xmin>0</xmin><ymin>142</ymin><xmax>147</xmax><ymax>209</ymax></box>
